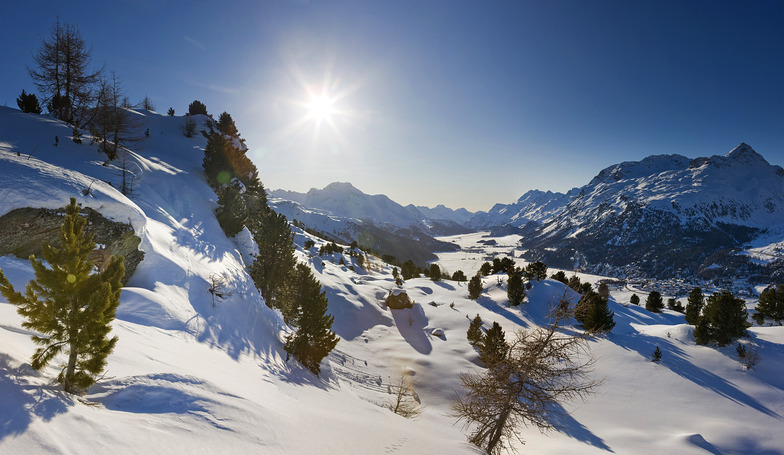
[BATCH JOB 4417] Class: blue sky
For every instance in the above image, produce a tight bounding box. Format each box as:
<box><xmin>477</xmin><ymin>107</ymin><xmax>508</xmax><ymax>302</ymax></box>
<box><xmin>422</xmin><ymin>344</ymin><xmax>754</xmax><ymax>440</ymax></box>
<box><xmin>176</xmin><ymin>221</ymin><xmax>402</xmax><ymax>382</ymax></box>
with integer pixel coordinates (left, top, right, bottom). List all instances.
<box><xmin>2</xmin><ymin>1</ymin><xmax>783</xmax><ymax>212</ymax></box>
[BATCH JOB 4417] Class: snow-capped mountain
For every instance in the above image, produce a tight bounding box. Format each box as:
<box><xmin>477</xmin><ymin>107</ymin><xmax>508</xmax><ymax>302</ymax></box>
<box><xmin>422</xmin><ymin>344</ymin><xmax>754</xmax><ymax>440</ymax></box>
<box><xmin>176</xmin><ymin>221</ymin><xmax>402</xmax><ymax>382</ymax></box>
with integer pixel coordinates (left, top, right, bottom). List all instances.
<box><xmin>520</xmin><ymin>143</ymin><xmax>784</xmax><ymax>280</ymax></box>
<box><xmin>467</xmin><ymin>189</ymin><xmax>578</xmax><ymax>229</ymax></box>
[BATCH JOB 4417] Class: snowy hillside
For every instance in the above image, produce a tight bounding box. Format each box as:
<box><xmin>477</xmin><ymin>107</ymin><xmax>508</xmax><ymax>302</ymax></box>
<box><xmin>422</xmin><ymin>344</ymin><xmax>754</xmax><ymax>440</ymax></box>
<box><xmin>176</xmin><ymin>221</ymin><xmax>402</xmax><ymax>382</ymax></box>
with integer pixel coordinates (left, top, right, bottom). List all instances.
<box><xmin>2</xmin><ymin>108</ymin><xmax>784</xmax><ymax>454</ymax></box>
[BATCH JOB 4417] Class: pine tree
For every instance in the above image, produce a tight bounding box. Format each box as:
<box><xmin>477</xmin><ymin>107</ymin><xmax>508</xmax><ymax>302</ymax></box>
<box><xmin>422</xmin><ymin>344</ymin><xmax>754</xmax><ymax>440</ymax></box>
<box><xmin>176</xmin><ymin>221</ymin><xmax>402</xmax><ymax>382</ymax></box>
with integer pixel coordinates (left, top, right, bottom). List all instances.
<box><xmin>215</xmin><ymin>184</ymin><xmax>249</xmax><ymax>237</ymax></box>
<box><xmin>507</xmin><ymin>269</ymin><xmax>525</xmax><ymax>306</ymax></box>
<box><xmin>756</xmin><ymin>285</ymin><xmax>784</xmax><ymax>324</ymax></box>
<box><xmin>467</xmin><ymin>314</ymin><xmax>483</xmax><ymax>346</ymax></box>
<box><xmin>17</xmin><ymin>89</ymin><xmax>42</xmax><ymax>114</ymax></box>
<box><xmin>685</xmin><ymin>287</ymin><xmax>705</xmax><ymax>325</ymax></box>
<box><xmin>630</xmin><ymin>294</ymin><xmax>640</xmax><ymax>305</ymax></box>
<box><xmin>524</xmin><ymin>261</ymin><xmax>548</xmax><ymax>281</ymax></box>
<box><xmin>249</xmin><ymin>210</ymin><xmax>296</xmax><ymax>308</ymax></box>
<box><xmin>167</xmin><ymin>107</ymin><xmax>175</xmax><ymax>116</ymax></box>
<box><xmin>550</xmin><ymin>270</ymin><xmax>568</xmax><ymax>285</ymax></box>
<box><xmin>0</xmin><ymin>198</ymin><xmax>124</xmax><ymax>394</ymax></box>
<box><xmin>479</xmin><ymin>322</ymin><xmax>508</xmax><ymax>368</ymax></box>
<box><xmin>479</xmin><ymin>262</ymin><xmax>492</xmax><ymax>276</ymax></box>
<box><xmin>429</xmin><ymin>263</ymin><xmax>441</xmax><ymax>282</ymax></box>
<box><xmin>581</xmin><ymin>292</ymin><xmax>615</xmax><ymax>333</ymax></box>
<box><xmin>452</xmin><ymin>270</ymin><xmax>467</xmax><ymax>283</ymax></box>
<box><xmin>645</xmin><ymin>291</ymin><xmax>664</xmax><ymax>313</ymax></box>
<box><xmin>652</xmin><ymin>346</ymin><xmax>662</xmax><ymax>362</ymax></box>
<box><xmin>217</xmin><ymin>111</ymin><xmax>239</xmax><ymax>137</ymax></box>
<box><xmin>188</xmin><ymin>100</ymin><xmax>208</xmax><ymax>115</ymax></box>
<box><xmin>699</xmin><ymin>291</ymin><xmax>748</xmax><ymax>346</ymax></box>
<box><xmin>468</xmin><ymin>274</ymin><xmax>482</xmax><ymax>300</ymax></box>
<box><xmin>283</xmin><ymin>264</ymin><xmax>340</xmax><ymax>376</ymax></box>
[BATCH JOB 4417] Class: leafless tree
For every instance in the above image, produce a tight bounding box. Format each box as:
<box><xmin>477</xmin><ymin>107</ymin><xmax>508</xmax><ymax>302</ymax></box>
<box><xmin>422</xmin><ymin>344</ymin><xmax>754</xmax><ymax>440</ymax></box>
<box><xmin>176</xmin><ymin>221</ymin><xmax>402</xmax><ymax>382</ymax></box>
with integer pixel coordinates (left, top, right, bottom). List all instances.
<box><xmin>388</xmin><ymin>372</ymin><xmax>423</xmax><ymax>418</ymax></box>
<box><xmin>208</xmin><ymin>273</ymin><xmax>233</xmax><ymax>308</ymax></box>
<box><xmin>451</xmin><ymin>302</ymin><xmax>599</xmax><ymax>454</ymax></box>
<box><xmin>28</xmin><ymin>19</ymin><xmax>102</xmax><ymax>126</ymax></box>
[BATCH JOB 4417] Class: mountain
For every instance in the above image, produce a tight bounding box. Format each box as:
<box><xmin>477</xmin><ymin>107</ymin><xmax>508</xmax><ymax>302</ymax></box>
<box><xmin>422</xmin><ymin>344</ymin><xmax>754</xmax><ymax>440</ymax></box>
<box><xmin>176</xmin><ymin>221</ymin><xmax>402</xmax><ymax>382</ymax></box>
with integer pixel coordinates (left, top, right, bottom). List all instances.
<box><xmin>519</xmin><ymin>143</ymin><xmax>784</xmax><ymax>281</ymax></box>
<box><xmin>269</xmin><ymin>183</ymin><xmax>463</xmax><ymax>263</ymax></box>
<box><xmin>467</xmin><ymin>189</ymin><xmax>578</xmax><ymax>229</ymax></box>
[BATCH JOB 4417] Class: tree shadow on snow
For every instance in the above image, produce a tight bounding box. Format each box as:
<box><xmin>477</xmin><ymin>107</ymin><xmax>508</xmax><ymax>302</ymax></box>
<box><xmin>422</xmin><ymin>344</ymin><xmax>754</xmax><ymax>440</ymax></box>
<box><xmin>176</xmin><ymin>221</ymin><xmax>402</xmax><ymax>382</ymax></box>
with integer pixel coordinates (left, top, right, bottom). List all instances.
<box><xmin>547</xmin><ymin>401</ymin><xmax>614</xmax><ymax>452</ymax></box>
<box><xmin>609</xmin><ymin>332</ymin><xmax>780</xmax><ymax>418</ymax></box>
<box><xmin>390</xmin><ymin>305</ymin><xmax>432</xmax><ymax>355</ymax></box>
<box><xmin>474</xmin><ymin>295</ymin><xmax>528</xmax><ymax>328</ymax></box>
<box><xmin>0</xmin><ymin>354</ymin><xmax>69</xmax><ymax>440</ymax></box>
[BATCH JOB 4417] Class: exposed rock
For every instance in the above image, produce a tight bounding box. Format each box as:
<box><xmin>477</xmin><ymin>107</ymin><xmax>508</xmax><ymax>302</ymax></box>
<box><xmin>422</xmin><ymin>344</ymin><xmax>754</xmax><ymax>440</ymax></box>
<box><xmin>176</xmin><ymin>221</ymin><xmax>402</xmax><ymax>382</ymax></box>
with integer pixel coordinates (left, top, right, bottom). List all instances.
<box><xmin>0</xmin><ymin>206</ymin><xmax>144</xmax><ymax>284</ymax></box>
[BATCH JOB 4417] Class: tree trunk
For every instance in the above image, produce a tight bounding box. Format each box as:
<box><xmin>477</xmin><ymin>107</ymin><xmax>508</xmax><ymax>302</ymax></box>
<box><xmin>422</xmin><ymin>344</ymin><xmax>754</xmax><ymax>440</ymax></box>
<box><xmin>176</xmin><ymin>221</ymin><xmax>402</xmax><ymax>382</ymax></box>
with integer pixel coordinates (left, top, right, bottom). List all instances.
<box><xmin>486</xmin><ymin>405</ymin><xmax>511</xmax><ymax>454</ymax></box>
<box><xmin>63</xmin><ymin>299</ymin><xmax>79</xmax><ymax>393</ymax></box>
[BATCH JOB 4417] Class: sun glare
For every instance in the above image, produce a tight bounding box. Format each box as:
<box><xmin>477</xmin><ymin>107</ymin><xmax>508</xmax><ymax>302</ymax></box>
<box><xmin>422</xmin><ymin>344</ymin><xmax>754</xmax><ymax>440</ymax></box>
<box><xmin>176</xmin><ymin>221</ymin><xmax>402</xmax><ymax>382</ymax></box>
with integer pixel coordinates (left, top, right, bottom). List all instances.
<box><xmin>307</xmin><ymin>93</ymin><xmax>335</xmax><ymax>121</ymax></box>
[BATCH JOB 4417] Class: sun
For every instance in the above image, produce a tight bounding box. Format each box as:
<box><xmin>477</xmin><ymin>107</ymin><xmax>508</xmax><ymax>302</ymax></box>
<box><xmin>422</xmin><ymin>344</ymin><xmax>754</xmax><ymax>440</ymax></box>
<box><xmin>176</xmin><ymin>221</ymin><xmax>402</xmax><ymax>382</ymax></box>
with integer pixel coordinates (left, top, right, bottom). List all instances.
<box><xmin>307</xmin><ymin>93</ymin><xmax>335</xmax><ymax>121</ymax></box>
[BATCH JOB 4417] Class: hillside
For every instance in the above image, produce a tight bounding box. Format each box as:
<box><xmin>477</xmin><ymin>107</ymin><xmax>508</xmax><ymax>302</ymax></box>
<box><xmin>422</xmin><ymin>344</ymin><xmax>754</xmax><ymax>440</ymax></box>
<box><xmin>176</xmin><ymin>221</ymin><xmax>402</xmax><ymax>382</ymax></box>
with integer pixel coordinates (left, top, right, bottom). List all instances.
<box><xmin>1</xmin><ymin>108</ymin><xmax>784</xmax><ymax>454</ymax></box>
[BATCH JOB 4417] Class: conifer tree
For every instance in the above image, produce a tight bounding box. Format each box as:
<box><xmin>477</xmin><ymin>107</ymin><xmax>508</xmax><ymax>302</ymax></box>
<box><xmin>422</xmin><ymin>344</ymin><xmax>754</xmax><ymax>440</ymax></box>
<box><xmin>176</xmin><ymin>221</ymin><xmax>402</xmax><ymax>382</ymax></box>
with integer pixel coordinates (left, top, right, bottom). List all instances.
<box><xmin>756</xmin><ymin>285</ymin><xmax>784</xmax><ymax>324</ymax></box>
<box><xmin>685</xmin><ymin>287</ymin><xmax>705</xmax><ymax>325</ymax></box>
<box><xmin>652</xmin><ymin>346</ymin><xmax>662</xmax><ymax>362</ymax></box>
<box><xmin>507</xmin><ymin>269</ymin><xmax>525</xmax><ymax>306</ymax></box>
<box><xmin>630</xmin><ymin>294</ymin><xmax>640</xmax><ymax>305</ymax></box>
<box><xmin>188</xmin><ymin>100</ymin><xmax>208</xmax><ymax>116</ymax></box>
<box><xmin>645</xmin><ymin>291</ymin><xmax>664</xmax><ymax>313</ymax></box>
<box><xmin>467</xmin><ymin>314</ymin><xmax>483</xmax><ymax>345</ymax></box>
<box><xmin>524</xmin><ymin>261</ymin><xmax>548</xmax><ymax>281</ymax></box>
<box><xmin>28</xmin><ymin>20</ymin><xmax>102</xmax><ymax>126</ymax></box>
<box><xmin>249</xmin><ymin>210</ymin><xmax>296</xmax><ymax>309</ymax></box>
<box><xmin>551</xmin><ymin>270</ymin><xmax>568</xmax><ymax>284</ymax></box>
<box><xmin>0</xmin><ymin>198</ymin><xmax>124</xmax><ymax>394</ymax></box>
<box><xmin>167</xmin><ymin>107</ymin><xmax>175</xmax><ymax>116</ymax></box>
<box><xmin>597</xmin><ymin>282</ymin><xmax>610</xmax><ymax>301</ymax></box>
<box><xmin>452</xmin><ymin>270</ymin><xmax>467</xmax><ymax>284</ymax></box>
<box><xmin>479</xmin><ymin>322</ymin><xmax>509</xmax><ymax>368</ymax></box>
<box><xmin>468</xmin><ymin>274</ymin><xmax>482</xmax><ymax>300</ymax></box>
<box><xmin>581</xmin><ymin>292</ymin><xmax>615</xmax><ymax>332</ymax></box>
<box><xmin>479</xmin><ymin>262</ymin><xmax>492</xmax><ymax>276</ymax></box>
<box><xmin>283</xmin><ymin>264</ymin><xmax>339</xmax><ymax>376</ymax></box>
<box><xmin>17</xmin><ymin>89</ymin><xmax>42</xmax><ymax>114</ymax></box>
<box><xmin>215</xmin><ymin>184</ymin><xmax>249</xmax><ymax>237</ymax></box>
<box><xmin>697</xmin><ymin>291</ymin><xmax>748</xmax><ymax>346</ymax></box>
<box><xmin>429</xmin><ymin>263</ymin><xmax>441</xmax><ymax>282</ymax></box>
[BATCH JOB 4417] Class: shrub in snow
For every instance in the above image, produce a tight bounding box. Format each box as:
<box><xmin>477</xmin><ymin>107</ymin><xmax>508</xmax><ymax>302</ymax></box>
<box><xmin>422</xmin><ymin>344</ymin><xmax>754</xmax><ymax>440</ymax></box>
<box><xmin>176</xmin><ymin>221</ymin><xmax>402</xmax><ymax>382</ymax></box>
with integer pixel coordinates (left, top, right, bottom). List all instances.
<box><xmin>630</xmin><ymin>293</ymin><xmax>640</xmax><ymax>305</ymax></box>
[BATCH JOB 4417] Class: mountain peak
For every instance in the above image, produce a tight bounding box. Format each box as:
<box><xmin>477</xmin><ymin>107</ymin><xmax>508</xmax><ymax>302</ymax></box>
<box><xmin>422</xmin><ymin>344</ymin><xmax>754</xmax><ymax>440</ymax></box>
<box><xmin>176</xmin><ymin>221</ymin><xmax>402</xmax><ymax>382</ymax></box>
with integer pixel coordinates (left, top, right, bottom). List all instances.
<box><xmin>725</xmin><ymin>142</ymin><xmax>767</xmax><ymax>164</ymax></box>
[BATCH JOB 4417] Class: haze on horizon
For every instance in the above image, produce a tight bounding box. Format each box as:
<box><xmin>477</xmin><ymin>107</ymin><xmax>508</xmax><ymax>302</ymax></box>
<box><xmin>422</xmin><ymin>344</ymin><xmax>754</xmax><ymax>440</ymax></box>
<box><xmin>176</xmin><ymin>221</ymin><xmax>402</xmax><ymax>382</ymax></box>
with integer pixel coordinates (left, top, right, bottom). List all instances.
<box><xmin>2</xmin><ymin>1</ymin><xmax>783</xmax><ymax>212</ymax></box>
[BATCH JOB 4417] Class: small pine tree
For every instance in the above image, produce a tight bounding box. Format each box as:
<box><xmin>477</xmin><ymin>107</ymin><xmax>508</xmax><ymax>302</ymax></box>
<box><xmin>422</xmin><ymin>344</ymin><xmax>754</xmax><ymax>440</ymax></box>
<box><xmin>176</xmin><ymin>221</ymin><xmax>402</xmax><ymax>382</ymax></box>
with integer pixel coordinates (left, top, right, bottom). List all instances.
<box><xmin>478</xmin><ymin>322</ymin><xmax>508</xmax><ymax>368</ymax></box>
<box><xmin>0</xmin><ymin>198</ymin><xmax>124</xmax><ymax>394</ymax></box>
<box><xmin>217</xmin><ymin>111</ymin><xmax>239</xmax><ymax>137</ymax></box>
<box><xmin>652</xmin><ymin>346</ymin><xmax>662</xmax><ymax>362</ymax></box>
<box><xmin>167</xmin><ymin>107</ymin><xmax>175</xmax><ymax>116</ymax></box>
<box><xmin>479</xmin><ymin>262</ymin><xmax>492</xmax><ymax>276</ymax></box>
<box><xmin>551</xmin><ymin>270</ymin><xmax>568</xmax><ymax>284</ymax></box>
<box><xmin>283</xmin><ymin>264</ymin><xmax>340</xmax><ymax>376</ymax></box>
<box><xmin>17</xmin><ymin>89</ymin><xmax>42</xmax><ymax>114</ymax></box>
<box><xmin>188</xmin><ymin>100</ymin><xmax>208</xmax><ymax>115</ymax></box>
<box><xmin>630</xmin><ymin>294</ymin><xmax>640</xmax><ymax>305</ymax></box>
<box><xmin>507</xmin><ymin>269</ymin><xmax>525</xmax><ymax>306</ymax></box>
<box><xmin>467</xmin><ymin>314</ymin><xmax>483</xmax><ymax>346</ymax></box>
<box><xmin>468</xmin><ymin>275</ymin><xmax>482</xmax><ymax>300</ymax></box>
<box><xmin>452</xmin><ymin>270</ymin><xmax>467</xmax><ymax>284</ymax></box>
<box><xmin>685</xmin><ymin>287</ymin><xmax>704</xmax><ymax>325</ymax></box>
<box><xmin>645</xmin><ymin>291</ymin><xmax>664</xmax><ymax>313</ymax></box>
<box><xmin>429</xmin><ymin>263</ymin><xmax>441</xmax><ymax>282</ymax></box>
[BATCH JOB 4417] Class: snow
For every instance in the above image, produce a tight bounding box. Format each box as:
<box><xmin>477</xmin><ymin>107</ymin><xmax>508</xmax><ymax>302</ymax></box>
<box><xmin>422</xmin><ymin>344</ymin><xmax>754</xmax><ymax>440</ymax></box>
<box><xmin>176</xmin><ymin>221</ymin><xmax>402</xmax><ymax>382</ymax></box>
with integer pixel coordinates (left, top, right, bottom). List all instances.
<box><xmin>2</xmin><ymin>107</ymin><xmax>784</xmax><ymax>454</ymax></box>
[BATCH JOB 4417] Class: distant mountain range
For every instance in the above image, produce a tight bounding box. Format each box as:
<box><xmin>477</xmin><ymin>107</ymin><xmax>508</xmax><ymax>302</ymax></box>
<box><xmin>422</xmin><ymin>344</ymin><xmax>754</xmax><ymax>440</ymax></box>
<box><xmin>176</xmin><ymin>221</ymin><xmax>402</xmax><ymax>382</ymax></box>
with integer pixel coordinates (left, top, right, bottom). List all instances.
<box><xmin>271</xmin><ymin>144</ymin><xmax>784</xmax><ymax>282</ymax></box>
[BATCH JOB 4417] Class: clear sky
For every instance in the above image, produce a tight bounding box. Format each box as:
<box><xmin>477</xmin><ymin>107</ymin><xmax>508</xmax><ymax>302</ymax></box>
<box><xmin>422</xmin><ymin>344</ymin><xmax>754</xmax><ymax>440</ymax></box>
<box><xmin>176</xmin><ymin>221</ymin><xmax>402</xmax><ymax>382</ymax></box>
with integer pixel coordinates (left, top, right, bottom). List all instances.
<box><xmin>2</xmin><ymin>1</ymin><xmax>783</xmax><ymax>212</ymax></box>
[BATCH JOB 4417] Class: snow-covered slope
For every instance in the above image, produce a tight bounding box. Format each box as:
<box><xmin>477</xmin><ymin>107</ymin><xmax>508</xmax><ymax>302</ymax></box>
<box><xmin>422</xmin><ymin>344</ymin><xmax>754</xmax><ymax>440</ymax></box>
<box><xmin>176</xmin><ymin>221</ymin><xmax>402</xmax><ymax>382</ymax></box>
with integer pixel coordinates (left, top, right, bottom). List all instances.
<box><xmin>0</xmin><ymin>107</ymin><xmax>473</xmax><ymax>454</ymax></box>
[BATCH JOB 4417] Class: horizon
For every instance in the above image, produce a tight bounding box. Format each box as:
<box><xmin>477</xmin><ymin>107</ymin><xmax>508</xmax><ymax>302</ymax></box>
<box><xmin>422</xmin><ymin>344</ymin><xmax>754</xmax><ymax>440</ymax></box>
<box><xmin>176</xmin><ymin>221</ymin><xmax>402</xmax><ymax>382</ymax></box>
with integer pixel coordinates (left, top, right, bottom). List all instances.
<box><xmin>2</xmin><ymin>1</ymin><xmax>784</xmax><ymax>212</ymax></box>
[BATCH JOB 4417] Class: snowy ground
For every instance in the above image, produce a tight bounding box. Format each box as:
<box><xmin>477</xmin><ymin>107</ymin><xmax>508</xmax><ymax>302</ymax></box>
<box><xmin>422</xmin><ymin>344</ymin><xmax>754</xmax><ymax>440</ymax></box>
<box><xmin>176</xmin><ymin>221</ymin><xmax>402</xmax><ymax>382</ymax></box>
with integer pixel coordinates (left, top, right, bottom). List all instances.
<box><xmin>1</xmin><ymin>107</ymin><xmax>784</xmax><ymax>454</ymax></box>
